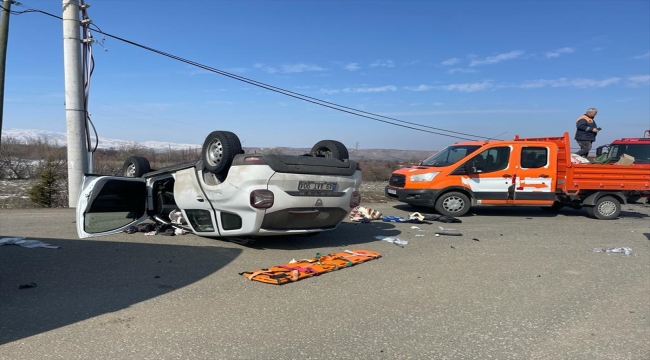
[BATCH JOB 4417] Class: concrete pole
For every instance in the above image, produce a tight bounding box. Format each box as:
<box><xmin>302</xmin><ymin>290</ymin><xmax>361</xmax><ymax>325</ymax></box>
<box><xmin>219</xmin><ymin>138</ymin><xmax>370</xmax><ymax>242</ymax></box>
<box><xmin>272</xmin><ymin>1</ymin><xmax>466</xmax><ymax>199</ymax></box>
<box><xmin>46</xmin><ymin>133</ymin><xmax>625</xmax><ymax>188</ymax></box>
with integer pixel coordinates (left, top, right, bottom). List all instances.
<box><xmin>0</xmin><ymin>0</ymin><xmax>12</xmax><ymax>146</ymax></box>
<box><xmin>62</xmin><ymin>0</ymin><xmax>88</xmax><ymax>207</ymax></box>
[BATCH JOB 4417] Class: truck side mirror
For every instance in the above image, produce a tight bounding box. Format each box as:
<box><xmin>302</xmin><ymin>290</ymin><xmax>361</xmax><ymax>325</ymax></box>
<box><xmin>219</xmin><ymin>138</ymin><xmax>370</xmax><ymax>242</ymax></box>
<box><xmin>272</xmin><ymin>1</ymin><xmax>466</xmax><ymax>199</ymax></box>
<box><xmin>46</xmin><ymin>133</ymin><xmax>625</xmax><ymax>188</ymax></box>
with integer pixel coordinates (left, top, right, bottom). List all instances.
<box><xmin>595</xmin><ymin>145</ymin><xmax>608</xmax><ymax>157</ymax></box>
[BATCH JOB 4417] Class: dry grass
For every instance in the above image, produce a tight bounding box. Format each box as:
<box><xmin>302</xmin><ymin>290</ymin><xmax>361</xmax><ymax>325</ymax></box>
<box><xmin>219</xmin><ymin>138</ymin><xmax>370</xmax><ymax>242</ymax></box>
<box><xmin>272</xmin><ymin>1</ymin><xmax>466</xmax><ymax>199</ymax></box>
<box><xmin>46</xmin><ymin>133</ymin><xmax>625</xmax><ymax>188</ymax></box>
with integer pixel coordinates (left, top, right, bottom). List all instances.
<box><xmin>360</xmin><ymin>181</ymin><xmax>395</xmax><ymax>203</ymax></box>
<box><xmin>0</xmin><ymin>180</ymin><xmax>38</xmax><ymax>208</ymax></box>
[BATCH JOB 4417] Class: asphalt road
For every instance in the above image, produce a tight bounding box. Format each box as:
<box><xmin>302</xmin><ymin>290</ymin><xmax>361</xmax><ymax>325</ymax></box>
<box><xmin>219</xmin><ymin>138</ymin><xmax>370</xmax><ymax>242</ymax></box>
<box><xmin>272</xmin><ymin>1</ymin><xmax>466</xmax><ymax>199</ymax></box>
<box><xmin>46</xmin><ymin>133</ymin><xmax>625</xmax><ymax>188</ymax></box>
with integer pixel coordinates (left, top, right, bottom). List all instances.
<box><xmin>1</xmin><ymin>202</ymin><xmax>649</xmax><ymax>360</ymax></box>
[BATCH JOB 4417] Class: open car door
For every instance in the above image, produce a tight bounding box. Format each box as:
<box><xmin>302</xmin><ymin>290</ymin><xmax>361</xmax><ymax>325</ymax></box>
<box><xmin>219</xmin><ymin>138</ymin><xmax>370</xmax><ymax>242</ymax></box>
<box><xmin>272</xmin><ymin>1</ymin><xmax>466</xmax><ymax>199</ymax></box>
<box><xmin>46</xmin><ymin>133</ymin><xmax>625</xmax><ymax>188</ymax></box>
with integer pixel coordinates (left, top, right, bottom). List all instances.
<box><xmin>76</xmin><ymin>175</ymin><xmax>149</xmax><ymax>238</ymax></box>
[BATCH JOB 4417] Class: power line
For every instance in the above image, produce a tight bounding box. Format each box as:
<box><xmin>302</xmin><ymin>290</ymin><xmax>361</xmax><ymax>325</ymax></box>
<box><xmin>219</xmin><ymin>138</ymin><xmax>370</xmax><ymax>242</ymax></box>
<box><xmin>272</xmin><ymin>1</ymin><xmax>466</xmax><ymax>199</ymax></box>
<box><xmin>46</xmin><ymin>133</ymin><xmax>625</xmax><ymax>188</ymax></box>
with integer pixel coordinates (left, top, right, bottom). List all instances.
<box><xmin>8</xmin><ymin>4</ymin><xmax>494</xmax><ymax>141</ymax></box>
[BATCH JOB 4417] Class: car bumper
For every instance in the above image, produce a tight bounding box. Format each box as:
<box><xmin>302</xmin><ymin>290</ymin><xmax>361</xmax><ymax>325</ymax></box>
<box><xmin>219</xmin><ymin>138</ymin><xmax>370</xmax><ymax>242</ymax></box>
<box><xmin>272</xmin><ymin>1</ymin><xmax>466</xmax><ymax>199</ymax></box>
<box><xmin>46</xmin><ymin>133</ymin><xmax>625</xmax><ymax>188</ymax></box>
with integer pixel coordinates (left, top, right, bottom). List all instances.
<box><xmin>385</xmin><ymin>186</ymin><xmax>438</xmax><ymax>206</ymax></box>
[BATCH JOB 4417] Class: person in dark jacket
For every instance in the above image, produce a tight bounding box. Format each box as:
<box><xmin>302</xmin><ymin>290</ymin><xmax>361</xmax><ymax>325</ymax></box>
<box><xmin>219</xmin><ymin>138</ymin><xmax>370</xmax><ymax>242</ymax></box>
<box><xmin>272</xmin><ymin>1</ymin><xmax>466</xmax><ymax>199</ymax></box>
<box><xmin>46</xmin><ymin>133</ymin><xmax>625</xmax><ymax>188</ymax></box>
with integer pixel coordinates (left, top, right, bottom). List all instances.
<box><xmin>575</xmin><ymin>108</ymin><xmax>599</xmax><ymax>157</ymax></box>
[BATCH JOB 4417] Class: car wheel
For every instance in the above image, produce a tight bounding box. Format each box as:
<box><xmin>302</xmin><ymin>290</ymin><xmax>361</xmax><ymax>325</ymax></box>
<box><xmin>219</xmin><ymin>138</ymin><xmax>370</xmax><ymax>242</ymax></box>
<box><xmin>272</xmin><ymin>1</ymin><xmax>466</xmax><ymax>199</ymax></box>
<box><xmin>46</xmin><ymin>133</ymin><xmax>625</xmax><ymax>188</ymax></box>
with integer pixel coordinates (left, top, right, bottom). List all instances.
<box><xmin>434</xmin><ymin>191</ymin><xmax>470</xmax><ymax>217</ymax></box>
<box><xmin>587</xmin><ymin>196</ymin><xmax>621</xmax><ymax>220</ymax></box>
<box><xmin>123</xmin><ymin>156</ymin><xmax>150</xmax><ymax>177</ymax></box>
<box><xmin>222</xmin><ymin>131</ymin><xmax>244</xmax><ymax>155</ymax></box>
<box><xmin>202</xmin><ymin>131</ymin><xmax>236</xmax><ymax>174</ymax></box>
<box><xmin>310</xmin><ymin>140</ymin><xmax>349</xmax><ymax>160</ymax></box>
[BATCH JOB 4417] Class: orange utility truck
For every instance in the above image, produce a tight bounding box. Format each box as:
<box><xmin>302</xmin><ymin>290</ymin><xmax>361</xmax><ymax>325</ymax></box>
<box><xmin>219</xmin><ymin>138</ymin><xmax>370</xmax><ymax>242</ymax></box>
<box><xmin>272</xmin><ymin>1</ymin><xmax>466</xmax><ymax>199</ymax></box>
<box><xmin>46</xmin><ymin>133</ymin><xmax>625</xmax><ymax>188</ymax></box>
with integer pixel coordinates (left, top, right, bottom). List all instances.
<box><xmin>385</xmin><ymin>132</ymin><xmax>650</xmax><ymax>219</ymax></box>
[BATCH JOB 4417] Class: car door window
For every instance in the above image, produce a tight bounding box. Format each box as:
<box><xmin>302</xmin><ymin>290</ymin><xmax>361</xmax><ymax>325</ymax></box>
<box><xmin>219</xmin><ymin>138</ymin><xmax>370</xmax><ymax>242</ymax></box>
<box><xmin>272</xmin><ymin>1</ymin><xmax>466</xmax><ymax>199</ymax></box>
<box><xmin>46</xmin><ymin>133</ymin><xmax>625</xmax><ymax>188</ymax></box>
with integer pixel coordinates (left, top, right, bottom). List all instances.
<box><xmin>521</xmin><ymin>147</ymin><xmax>548</xmax><ymax>168</ymax></box>
<box><xmin>84</xmin><ymin>180</ymin><xmax>146</xmax><ymax>233</ymax></box>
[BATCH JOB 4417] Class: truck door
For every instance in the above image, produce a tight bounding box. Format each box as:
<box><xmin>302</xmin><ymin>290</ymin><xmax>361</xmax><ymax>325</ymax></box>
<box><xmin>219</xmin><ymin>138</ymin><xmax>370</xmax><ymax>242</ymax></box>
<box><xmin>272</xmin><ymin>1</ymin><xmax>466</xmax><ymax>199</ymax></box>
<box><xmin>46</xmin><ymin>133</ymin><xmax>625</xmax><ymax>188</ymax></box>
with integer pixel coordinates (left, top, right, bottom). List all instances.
<box><xmin>460</xmin><ymin>145</ymin><xmax>513</xmax><ymax>204</ymax></box>
<box><xmin>513</xmin><ymin>145</ymin><xmax>556</xmax><ymax>204</ymax></box>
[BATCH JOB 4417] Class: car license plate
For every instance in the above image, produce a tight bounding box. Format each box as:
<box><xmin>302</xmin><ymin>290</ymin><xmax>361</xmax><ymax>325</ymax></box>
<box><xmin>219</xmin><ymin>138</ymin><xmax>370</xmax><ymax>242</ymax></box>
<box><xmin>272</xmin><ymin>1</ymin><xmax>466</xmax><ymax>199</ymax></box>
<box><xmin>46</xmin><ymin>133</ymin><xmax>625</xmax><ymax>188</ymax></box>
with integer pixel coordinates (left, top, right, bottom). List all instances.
<box><xmin>298</xmin><ymin>181</ymin><xmax>337</xmax><ymax>191</ymax></box>
<box><xmin>387</xmin><ymin>188</ymin><xmax>397</xmax><ymax>195</ymax></box>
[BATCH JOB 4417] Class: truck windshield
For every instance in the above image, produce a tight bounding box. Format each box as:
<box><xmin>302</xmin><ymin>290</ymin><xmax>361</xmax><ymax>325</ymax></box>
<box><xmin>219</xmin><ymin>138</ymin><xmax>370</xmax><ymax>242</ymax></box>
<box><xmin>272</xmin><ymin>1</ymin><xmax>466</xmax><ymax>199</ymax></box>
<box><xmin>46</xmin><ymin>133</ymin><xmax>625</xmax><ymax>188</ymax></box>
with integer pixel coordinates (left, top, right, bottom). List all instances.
<box><xmin>420</xmin><ymin>145</ymin><xmax>481</xmax><ymax>167</ymax></box>
<box><xmin>609</xmin><ymin>144</ymin><xmax>650</xmax><ymax>163</ymax></box>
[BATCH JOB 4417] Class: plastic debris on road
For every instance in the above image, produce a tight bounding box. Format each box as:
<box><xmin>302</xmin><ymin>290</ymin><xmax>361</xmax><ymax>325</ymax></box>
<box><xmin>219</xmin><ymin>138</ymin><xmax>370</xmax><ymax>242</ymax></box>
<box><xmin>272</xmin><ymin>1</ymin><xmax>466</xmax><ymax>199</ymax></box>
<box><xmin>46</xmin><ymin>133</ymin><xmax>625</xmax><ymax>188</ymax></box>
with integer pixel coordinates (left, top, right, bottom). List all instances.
<box><xmin>19</xmin><ymin>282</ymin><xmax>37</xmax><ymax>289</ymax></box>
<box><xmin>0</xmin><ymin>237</ymin><xmax>60</xmax><ymax>249</ymax></box>
<box><xmin>381</xmin><ymin>216</ymin><xmax>409</xmax><ymax>223</ymax></box>
<box><xmin>590</xmin><ymin>247</ymin><xmax>634</xmax><ymax>256</ymax></box>
<box><xmin>435</xmin><ymin>226</ymin><xmax>463</xmax><ymax>236</ymax></box>
<box><xmin>375</xmin><ymin>235</ymin><xmax>408</xmax><ymax>247</ymax></box>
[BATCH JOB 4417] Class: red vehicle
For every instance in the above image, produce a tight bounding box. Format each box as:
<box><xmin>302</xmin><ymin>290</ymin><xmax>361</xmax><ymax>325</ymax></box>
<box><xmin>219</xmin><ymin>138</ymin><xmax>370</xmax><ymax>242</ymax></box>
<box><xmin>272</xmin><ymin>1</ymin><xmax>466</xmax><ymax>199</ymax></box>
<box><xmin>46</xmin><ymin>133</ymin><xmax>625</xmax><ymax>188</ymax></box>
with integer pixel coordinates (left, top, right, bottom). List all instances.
<box><xmin>595</xmin><ymin>130</ymin><xmax>650</xmax><ymax>203</ymax></box>
<box><xmin>595</xmin><ymin>130</ymin><xmax>650</xmax><ymax>165</ymax></box>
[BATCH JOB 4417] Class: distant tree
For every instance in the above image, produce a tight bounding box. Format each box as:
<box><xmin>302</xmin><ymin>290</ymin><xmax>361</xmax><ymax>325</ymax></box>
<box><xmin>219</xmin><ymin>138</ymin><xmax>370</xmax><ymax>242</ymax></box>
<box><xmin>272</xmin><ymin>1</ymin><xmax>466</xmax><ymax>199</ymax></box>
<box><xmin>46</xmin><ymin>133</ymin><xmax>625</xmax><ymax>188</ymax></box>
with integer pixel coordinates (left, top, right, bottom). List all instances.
<box><xmin>264</xmin><ymin>147</ymin><xmax>284</xmax><ymax>155</ymax></box>
<box><xmin>28</xmin><ymin>157</ymin><xmax>64</xmax><ymax>207</ymax></box>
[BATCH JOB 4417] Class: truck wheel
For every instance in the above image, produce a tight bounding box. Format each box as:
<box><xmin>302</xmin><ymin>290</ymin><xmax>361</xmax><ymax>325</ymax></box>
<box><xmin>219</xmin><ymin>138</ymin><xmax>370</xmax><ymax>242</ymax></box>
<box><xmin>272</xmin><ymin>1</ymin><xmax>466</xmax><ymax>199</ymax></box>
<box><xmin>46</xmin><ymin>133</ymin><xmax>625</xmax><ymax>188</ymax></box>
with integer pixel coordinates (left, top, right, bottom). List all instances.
<box><xmin>123</xmin><ymin>156</ymin><xmax>150</xmax><ymax>177</ymax></box>
<box><xmin>435</xmin><ymin>191</ymin><xmax>470</xmax><ymax>217</ymax></box>
<box><xmin>202</xmin><ymin>131</ymin><xmax>236</xmax><ymax>174</ymax></box>
<box><xmin>586</xmin><ymin>196</ymin><xmax>621</xmax><ymax>220</ymax></box>
<box><xmin>310</xmin><ymin>140</ymin><xmax>349</xmax><ymax>160</ymax></box>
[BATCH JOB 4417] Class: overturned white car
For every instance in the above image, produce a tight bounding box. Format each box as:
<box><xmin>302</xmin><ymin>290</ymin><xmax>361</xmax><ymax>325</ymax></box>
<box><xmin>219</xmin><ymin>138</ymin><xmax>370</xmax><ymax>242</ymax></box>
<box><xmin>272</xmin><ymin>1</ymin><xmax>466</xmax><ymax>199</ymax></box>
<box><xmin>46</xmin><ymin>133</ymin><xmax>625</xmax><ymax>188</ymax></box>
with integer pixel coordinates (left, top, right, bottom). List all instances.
<box><xmin>76</xmin><ymin>131</ymin><xmax>362</xmax><ymax>241</ymax></box>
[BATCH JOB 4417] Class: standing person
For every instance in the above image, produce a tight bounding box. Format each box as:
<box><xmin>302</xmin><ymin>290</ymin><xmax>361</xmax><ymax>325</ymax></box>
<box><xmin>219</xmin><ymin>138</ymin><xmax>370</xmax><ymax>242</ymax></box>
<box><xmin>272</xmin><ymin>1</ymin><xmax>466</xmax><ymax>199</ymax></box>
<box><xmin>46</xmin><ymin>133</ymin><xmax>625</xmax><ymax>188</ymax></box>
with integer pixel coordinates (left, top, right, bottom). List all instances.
<box><xmin>575</xmin><ymin>108</ymin><xmax>600</xmax><ymax>157</ymax></box>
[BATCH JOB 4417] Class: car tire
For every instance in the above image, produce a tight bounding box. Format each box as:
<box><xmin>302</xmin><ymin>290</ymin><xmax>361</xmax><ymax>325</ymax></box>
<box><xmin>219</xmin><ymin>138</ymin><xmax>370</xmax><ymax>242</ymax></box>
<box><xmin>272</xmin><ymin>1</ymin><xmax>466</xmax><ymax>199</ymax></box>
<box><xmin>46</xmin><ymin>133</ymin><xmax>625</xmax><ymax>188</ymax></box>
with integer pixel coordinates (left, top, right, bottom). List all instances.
<box><xmin>123</xmin><ymin>156</ymin><xmax>150</xmax><ymax>177</ymax></box>
<box><xmin>310</xmin><ymin>140</ymin><xmax>349</xmax><ymax>160</ymax></box>
<box><xmin>222</xmin><ymin>131</ymin><xmax>244</xmax><ymax>155</ymax></box>
<box><xmin>202</xmin><ymin>131</ymin><xmax>236</xmax><ymax>174</ymax></box>
<box><xmin>586</xmin><ymin>196</ymin><xmax>621</xmax><ymax>220</ymax></box>
<box><xmin>434</xmin><ymin>191</ymin><xmax>471</xmax><ymax>217</ymax></box>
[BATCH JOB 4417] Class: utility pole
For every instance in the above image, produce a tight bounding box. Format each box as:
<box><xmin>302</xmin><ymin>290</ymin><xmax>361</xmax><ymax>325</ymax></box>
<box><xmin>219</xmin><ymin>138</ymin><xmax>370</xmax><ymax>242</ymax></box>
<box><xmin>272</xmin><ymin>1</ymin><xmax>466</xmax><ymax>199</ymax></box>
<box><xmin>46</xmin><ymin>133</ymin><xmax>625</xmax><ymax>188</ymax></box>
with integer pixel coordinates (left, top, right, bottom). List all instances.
<box><xmin>0</xmin><ymin>0</ymin><xmax>12</xmax><ymax>145</ymax></box>
<box><xmin>62</xmin><ymin>0</ymin><xmax>88</xmax><ymax>207</ymax></box>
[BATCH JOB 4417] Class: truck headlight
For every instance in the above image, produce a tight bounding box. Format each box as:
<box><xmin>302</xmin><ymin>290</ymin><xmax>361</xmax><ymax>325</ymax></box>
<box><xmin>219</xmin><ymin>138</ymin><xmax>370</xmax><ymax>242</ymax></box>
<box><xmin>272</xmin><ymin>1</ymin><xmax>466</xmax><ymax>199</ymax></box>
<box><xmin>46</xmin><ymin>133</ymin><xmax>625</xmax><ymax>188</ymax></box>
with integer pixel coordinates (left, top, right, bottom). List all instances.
<box><xmin>410</xmin><ymin>172</ymin><xmax>440</xmax><ymax>182</ymax></box>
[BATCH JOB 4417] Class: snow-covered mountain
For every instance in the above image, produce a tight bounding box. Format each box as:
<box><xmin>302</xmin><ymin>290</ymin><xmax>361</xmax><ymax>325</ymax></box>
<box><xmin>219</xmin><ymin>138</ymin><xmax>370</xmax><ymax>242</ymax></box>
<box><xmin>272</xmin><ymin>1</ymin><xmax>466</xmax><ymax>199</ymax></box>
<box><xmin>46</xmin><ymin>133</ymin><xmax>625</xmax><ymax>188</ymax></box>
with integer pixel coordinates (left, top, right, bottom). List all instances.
<box><xmin>1</xmin><ymin>128</ymin><xmax>434</xmax><ymax>161</ymax></box>
<box><xmin>2</xmin><ymin>129</ymin><xmax>202</xmax><ymax>152</ymax></box>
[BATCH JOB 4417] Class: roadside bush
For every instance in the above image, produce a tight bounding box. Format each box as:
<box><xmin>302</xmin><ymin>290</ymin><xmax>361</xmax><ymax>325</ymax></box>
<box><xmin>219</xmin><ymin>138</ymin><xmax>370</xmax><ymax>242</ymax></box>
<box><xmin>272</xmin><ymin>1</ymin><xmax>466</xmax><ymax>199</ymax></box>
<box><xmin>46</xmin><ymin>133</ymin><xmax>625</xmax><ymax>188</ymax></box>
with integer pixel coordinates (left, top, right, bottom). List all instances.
<box><xmin>358</xmin><ymin>159</ymin><xmax>400</xmax><ymax>182</ymax></box>
<box><xmin>28</xmin><ymin>157</ymin><xmax>67</xmax><ymax>208</ymax></box>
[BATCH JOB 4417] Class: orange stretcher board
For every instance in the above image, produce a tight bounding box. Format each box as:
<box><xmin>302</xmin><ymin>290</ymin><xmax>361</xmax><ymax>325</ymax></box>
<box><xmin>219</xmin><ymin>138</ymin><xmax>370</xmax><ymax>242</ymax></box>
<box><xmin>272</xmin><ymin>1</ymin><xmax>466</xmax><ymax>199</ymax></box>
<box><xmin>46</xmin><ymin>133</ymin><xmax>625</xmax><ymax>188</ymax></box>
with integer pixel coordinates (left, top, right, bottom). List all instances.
<box><xmin>240</xmin><ymin>249</ymin><xmax>382</xmax><ymax>285</ymax></box>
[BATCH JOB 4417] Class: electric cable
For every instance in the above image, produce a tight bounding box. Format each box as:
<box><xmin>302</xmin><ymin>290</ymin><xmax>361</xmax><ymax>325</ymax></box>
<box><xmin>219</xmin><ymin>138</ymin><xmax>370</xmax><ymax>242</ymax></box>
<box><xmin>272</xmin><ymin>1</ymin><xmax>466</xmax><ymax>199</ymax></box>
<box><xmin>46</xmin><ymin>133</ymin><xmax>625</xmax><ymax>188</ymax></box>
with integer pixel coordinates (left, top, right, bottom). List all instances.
<box><xmin>7</xmin><ymin>3</ymin><xmax>496</xmax><ymax>141</ymax></box>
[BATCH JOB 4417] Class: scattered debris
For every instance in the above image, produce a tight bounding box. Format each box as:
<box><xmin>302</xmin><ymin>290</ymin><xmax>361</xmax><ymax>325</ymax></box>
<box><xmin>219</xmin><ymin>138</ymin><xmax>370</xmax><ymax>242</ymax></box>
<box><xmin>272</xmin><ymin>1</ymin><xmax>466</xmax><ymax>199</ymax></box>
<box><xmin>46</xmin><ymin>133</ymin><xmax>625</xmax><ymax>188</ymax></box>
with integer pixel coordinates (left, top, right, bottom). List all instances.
<box><xmin>421</xmin><ymin>213</ymin><xmax>462</xmax><ymax>223</ymax></box>
<box><xmin>169</xmin><ymin>209</ymin><xmax>187</xmax><ymax>225</ymax></box>
<box><xmin>435</xmin><ymin>226</ymin><xmax>463</xmax><ymax>236</ymax></box>
<box><xmin>415</xmin><ymin>234</ymin><xmax>425</xmax><ymax>237</ymax></box>
<box><xmin>450</xmin><ymin>246</ymin><xmax>456</xmax><ymax>249</ymax></box>
<box><xmin>408</xmin><ymin>212</ymin><xmax>425</xmax><ymax>222</ymax></box>
<box><xmin>0</xmin><ymin>237</ymin><xmax>59</xmax><ymax>249</ymax></box>
<box><xmin>435</xmin><ymin>231</ymin><xmax>462</xmax><ymax>236</ymax></box>
<box><xmin>19</xmin><ymin>282</ymin><xmax>37</xmax><ymax>289</ymax></box>
<box><xmin>439</xmin><ymin>226</ymin><xmax>457</xmax><ymax>232</ymax></box>
<box><xmin>472</xmin><ymin>238</ymin><xmax>480</xmax><ymax>241</ymax></box>
<box><xmin>376</xmin><ymin>236</ymin><xmax>408</xmax><ymax>247</ymax></box>
<box><xmin>590</xmin><ymin>247</ymin><xmax>634</xmax><ymax>256</ymax></box>
<box><xmin>381</xmin><ymin>216</ymin><xmax>408</xmax><ymax>223</ymax></box>
<box><xmin>410</xmin><ymin>226</ymin><xmax>420</xmax><ymax>230</ymax></box>
<box><xmin>349</xmin><ymin>206</ymin><xmax>383</xmax><ymax>222</ymax></box>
